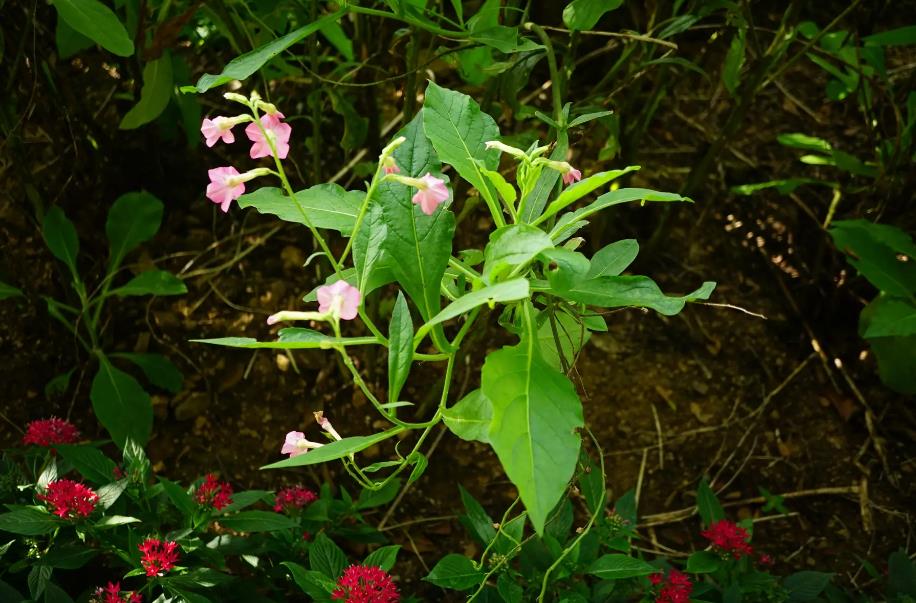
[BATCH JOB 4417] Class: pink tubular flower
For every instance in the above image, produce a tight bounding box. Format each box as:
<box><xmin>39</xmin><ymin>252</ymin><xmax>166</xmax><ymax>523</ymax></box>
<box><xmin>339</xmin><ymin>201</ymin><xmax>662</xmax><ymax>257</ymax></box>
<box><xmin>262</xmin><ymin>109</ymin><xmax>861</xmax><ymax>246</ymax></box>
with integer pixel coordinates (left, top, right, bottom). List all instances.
<box><xmin>273</xmin><ymin>485</ymin><xmax>318</xmax><ymax>512</ymax></box>
<box><xmin>651</xmin><ymin>569</ymin><xmax>692</xmax><ymax>603</ymax></box>
<box><xmin>410</xmin><ymin>173</ymin><xmax>449</xmax><ymax>215</ymax></box>
<box><xmin>245</xmin><ymin>113</ymin><xmax>292</xmax><ymax>159</ymax></box>
<box><xmin>562</xmin><ymin>165</ymin><xmax>582</xmax><ymax>185</ymax></box>
<box><xmin>701</xmin><ymin>520</ymin><xmax>754</xmax><ymax>559</ymax></box>
<box><xmin>200</xmin><ymin>116</ymin><xmax>237</xmax><ymax>147</ymax></box>
<box><xmin>38</xmin><ymin>479</ymin><xmax>99</xmax><ymax>519</ymax></box>
<box><xmin>206</xmin><ymin>166</ymin><xmax>246</xmax><ymax>212</ymax></box>
<box><xmin>382</xmin><ymin>157</ymin><xmax>400</xmax><ymax>175</ymax></box>
<box><xmin>281</xmin><ymin>431</ymin><xmax>324</xmax><ymax>458</ymax></box>
<box><xmin>316</xmin><ymin>280</ymin><xmax>362</xmax><ymax>321</ymax></box>
<box><xmin>331</xmin><ymin>565</ymin><xmax>400</xmax><ymax>603</ymax></box>
<box><xmin>22</xmin><ymin>417</ymin><xmax>80</xmax><ymax>447</ymax></box>
<box><xmin>194</xmin><ymin>474</ymin><xmax>233</xmax><ymax>511</ymax></box>
<box><xmin>93</xmin><ymin>582</ymin><xmax>142</xmax><ymax>603</ymax></box>
<box><xmin>314</xmin><ymin>411</ymin><xmax>342</xmax><ymax>441</ymax></box>
<box><xmin>138</xmin><ymin>538</ymin><xmax>180</xmax><ymax>577</ymax></box>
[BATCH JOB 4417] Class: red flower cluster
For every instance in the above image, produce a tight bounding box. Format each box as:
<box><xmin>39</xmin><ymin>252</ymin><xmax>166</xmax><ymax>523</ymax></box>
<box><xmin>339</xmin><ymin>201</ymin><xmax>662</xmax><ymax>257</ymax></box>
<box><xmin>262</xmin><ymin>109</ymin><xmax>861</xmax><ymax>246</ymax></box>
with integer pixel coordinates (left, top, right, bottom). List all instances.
<box><xmin>22</xmin><ymin>418</ymin><xmax>80</xmax><ymax>447</ymax></box>
<box><xmin>274</xmin><ymin>485</ymin><xmax>317</xmax><ymax>512</ymax></box>
<box><xmin>701</xmin><ymin>520</ymin><xmax>754</xmax><ymax>559</ymax></box>
<box><xmin>138</xmin><ymin>539</ymin><xmax>180</xmax><ymax>577</ymax></box>
<box><xmin>92</xmin><ymin>582</ymin><xmax>142</xmax><ymax>603</ymax></box>
<box><xmin>649</xmin><ymin>569</ymin><xmax>693</xmax><ymax>603</ymax></box>
<box><xmin>194</xmin><ymin>474</ymin><xmax>233</xmax><ymax>511</ymax></box>
<box><xmin>331</xmin><ymin>565</ymin><xmax>400</xmax><ymax>603</ymax></box>
<box><xmin>38</xmin><ymin>479</ymin><xmax>99</xmax><ymax>519</ymax></box>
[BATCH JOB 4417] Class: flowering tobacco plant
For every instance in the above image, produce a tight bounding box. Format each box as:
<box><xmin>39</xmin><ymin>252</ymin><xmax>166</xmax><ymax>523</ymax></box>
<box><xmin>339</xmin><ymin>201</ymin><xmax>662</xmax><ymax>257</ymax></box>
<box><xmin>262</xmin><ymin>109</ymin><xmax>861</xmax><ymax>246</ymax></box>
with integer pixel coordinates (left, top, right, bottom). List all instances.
<box><xmin>194</xmin><ymin>84</ymin><xmax>717</xmax><ymax>547</ymax></box>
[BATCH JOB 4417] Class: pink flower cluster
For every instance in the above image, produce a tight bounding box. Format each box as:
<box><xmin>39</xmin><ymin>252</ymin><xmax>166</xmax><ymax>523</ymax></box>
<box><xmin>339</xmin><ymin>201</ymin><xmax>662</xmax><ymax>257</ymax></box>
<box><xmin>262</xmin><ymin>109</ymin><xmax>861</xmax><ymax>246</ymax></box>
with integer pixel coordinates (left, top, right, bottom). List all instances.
<box><xmin>331</xmin><ymin>564</ymin><xmax>400</xmax><ymax>603</ymax></box>
<box><xmin>22</xmin><ymin>417</ymin><xmax>80</xmax><ymax>447</ymax></box>
<box><xmin>274</xmin><ymin>485</ymin><xmax>318</xmax><ymax>513</ymax></box>
<box><xmin>701</xmin><ymin>520</ymin><xmax>754</xmax><ymax>559</ymax></box>
<box><xmin>649</xmin><ymin>569</ymin><xmax>692</xmax><ymax>603</ymax></box>
<box><xmin>38</xmin><ymin>479</ymin><xmax>99</xmax><ymax>519</ymax></box>
<box><xmin>138</xmin><ymin>538</ymin><xmax>180</xmax><ymax>577</ymax></box>
<box><xmin>194</xmin><ymin>473</ymin><xmax>233</xmax><ymax>511</ymax></box>
<box><xmin>92</xmin><ymin>582</ymin><xmax>142</xmax><ymax>603</ymax></box>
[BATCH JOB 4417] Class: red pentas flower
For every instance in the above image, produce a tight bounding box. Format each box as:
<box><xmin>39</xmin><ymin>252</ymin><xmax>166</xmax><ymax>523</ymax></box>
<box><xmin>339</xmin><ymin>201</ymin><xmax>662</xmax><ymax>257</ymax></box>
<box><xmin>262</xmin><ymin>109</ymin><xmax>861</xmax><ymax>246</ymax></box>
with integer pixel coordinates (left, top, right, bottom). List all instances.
<box><xmin>92</xmin><ymin>582</ymin><xmax>142</xmax><ymax>603</ymax></box>
<box><xmin>194</xmin><ymin>474</ymin><xmax>233</xmax><ymax>511</ymax></box>
<box><xmin>331</xmin><ymin>565</ymin><xmax>399</xmax><ymax>603</ymax></box>
<box><xmin>38</xmin><ymin>479</ymin><xmax>99</xmax><ymax>519</ymax></box>
<box><xmin>650</xmin><ymin>569</ymin><xmax>693</xmax><ymax>603</ymax></box>
<box><xmin>701</xmin><ymin>520</ymin><xmax>754</xmax><ymax>559</ymax></box>
<box><xmin>22</xmin><ymin>417</ymin><xmax>80</xmax><ymax>447</ymax></box>
<box><xmin>274</xmin><ymin>485</ymin><xmax>318</xmax><ymax>513</ymax></box>
<box><xmin>138</xmin><ymin>539</ymin><xmax>180</xmax><ymax>577</ymax></box>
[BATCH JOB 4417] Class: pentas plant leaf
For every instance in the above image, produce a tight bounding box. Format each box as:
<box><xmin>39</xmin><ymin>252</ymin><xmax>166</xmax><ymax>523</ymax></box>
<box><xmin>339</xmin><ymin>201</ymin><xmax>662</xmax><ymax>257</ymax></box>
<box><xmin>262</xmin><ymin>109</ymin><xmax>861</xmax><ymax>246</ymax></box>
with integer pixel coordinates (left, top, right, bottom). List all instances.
<box><xmin>90</xmin><ymin>356</ymin><xmax>152</xmax><ymax>449</ymax></box>
<box><xmin>482</xmin><ymin>302</ymin><xmax>583</xmax><ymax>535</ymax></box>
<box><xmin>42</xmin><ymin>207</ymin><xmax>80</xmax><ymax>277</ymax></box>
<box><xmin>377</xmin><ymin>112</ymin><xmax>455</xmax><ymax>324</ymax></box>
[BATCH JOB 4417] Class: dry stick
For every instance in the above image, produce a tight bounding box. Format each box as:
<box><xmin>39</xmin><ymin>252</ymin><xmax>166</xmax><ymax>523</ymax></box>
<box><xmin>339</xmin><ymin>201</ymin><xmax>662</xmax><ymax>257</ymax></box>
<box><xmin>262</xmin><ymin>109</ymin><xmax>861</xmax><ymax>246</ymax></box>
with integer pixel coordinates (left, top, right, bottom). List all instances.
<box><xmin>634</xmin><ymin>448</ymin><xmax>649</xmax><ymax>510</ymax></box>
<box><xmin>650</xmin><ymin>404</ymin><xmax>664</xmax><ymax>470</ymax></box>
<box><xmin>639</xmin><ymin>485</ymin><xmax>860</xmax><ymax>527</ymax></box>
<box><xmin>714</xmin><ymin>435</ymin><xmax>758</xmax><ymax>494</ymax></box>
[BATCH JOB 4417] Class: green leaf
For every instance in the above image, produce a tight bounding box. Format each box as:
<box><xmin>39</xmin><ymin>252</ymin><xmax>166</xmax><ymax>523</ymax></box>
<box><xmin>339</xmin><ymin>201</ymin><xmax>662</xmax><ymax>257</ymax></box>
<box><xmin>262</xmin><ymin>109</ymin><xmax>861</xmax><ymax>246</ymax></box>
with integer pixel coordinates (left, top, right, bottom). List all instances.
<box><xmin>562</xmin><ymin>0</ymin><xmax>624</xmax><ymax>31</ymax></box>
<box><xmin>687</xmin><ymin>550</ymin><xmax>722</xmax><ymax>573</ymax></box>
<box><xmin>357</xmin><ymin>479</ymin><xmax>401</xmax><ymax>510</ymax></box>
<box><xmin>44</xmin><ymin>581</ymin><xmax>74</xmax><ymax>603</ymax></box>
<box><xmin>427</xmin><ymin>279</ymin><xmax>529</xmax><ymax>328</ymax></box>
<box><xmin>554</xmin><ymin>276</ymin><xmax>715</xmax><ymax>316</ymax></box>
<box><xmin>425</xmin><ymin>554</ymin><xmax>484</xmax><ymax>590</ymax></box>
<box><xmin>519</xmin><ymin>134</ymin><xmax>567</xmax><ymax>222</ymax></box>
<box><xmin>483</xmin><ymin>302</ymin><xmax>583</xmax><ymax>534</ymax></box>
<box><xmin>111</xmin><ymin>270</ymin><xmax>187</xmax><ymax>297</ymax></box>
<box><xmin>535</xmin><ymin>167</ymin><xmax>641</xmax><ymax>225</ymax></box>
<box><xmin>568</xmin><ymin>110</ymin><xmax>614</xmax><ymax>128</ymax></box>
<box><xmin>0</xmin><ymin>280</ymin><xmax>22</xmax><ymax>300</ymax></box>
<box><xmin>443</xmin><ymin>389</ymin><xmax>493</xmax><ymax>443</ymax></box>
<box><xmin>778</xmin><ymin>132</ymin><xmax>832</xmax><ymax>153</ymax></box>
<box><xmin>364</xmin><ymin>545</ymin><xmax>400</xmax><ymax>571</ymax></box>
<box><xmin>55</xmin><ymin>14</ymin><xmax>93</xmax><ymax>58</ymax></box>
<box><xmin>90</xmin><ymin>356</ymin><xmax>152</xmax><ymax>448</ymax></box>
<box><xmin>537</xmin><ymin>310</ymin><xmax>589</xmax><ymax>371</ymax></box>
<box><xmin>587</xmin><ymin>239</ymin><xmax>639</xmax><ymax>279</ymax></box>
<box><xmin>113</xmin><ymin>353</ymin><xmax>183</xmax><ymax>393</ymax></box>
<box><xmin>458</xmin><ymin>485</ymin><xmax>496</xmax><ymax>546</ymax></box>
<box><xmin>0</xmin><ymin>580</ymin><xmax>20</xmax><ymax>602</ymax></box>
<box><xmin>863</xmin><ymin>25</ymin><xmax>916</xmax><ymax>47</ymax></box>
<box><xmin>45</xmin><ymin>369</ymin><xmax>74</xmax><ymax>398</ymax></box>
<box><xmin>498</xmin><ymin>572</ymin><xmax>524</xmax><ymax>603</ymax></box>
<box><xmin>43</xmin><ymin>546</ymin><xmax>97</xmax><ymax>569</ymax></box>
<box><xmin>551</xmin><ymin>188</ymin><xmax>691</xmax><ymax>239</ymax></box>
<box><xmin>407</xmin><ymin>452</ymin><xmax>428</xmax><ymax>485</ymax></box>
<box><xmin>220</xmin><ymin>490</ymin><xmax>271</xmax><ymax>513</ymax></box>
<box><xmin>94</xmin><ymin>514</ymin><xmax>141</xmax><ymax>529</ymax></box>
<box><xmin>377</xmin><ymin>112</ymin><xmax>456</xmax><ymax>322</ymax></box>
<box><xmin>541</xmin><ymin>248</ymin><xmax>590</xmax><ymax>291</ymax></box>
<box><xmin>696</xmin><ymin>478</ymin><xmax>724</xmax><ymax>527</ymax></box>
<box><xmin>481</xmin><ymin>167</ymin><xmax>517</xmax><ymax>208</ymax></box>
<box><xmin>219</xmin><ymin>510</ymin><xmax>298</xmax><ymax>532</ymax></box>
<box><xmin>192</xmin><ymin>9</ymin><xmax>346</xmax><ymax>91</ymax></box>
<box><xmin>0</xmin><ymin>508</ymin><xmax>58</xmax><ymax>535</ymax></box>
<box><xmin>106</xmin><ymin>191</ymin><xmax>164</xmax><ymax>271</ymax></box>
<box><xmin>262</xmin><ymin>430</ymin><xmax>401</xmax><ymax>469</ymax></box>
<box><xmin>237</xmin><ymin>185</ymin><xmax>363</xmax><ymax>235</ymax></box>
<box><xmin>353</xmin><ymin>203</ymin><xmax>389</xmax><ymax>293</ymax></box>
<box><xmin>29</xmin><ymin>564</ymin><xmax>51</xmax><ymax>600</ymax></box>
<box><xmin>784</xmin><ymin>571</ymin><xmax>832</xmax><ymax>601</ymax></box>
<box><xmin>319</xmin><ymin>20</ymin><xmax>354</xmax><ymax>61</ymax></box>
<box><xmin>283</xmin><ymin>561</ymin><xmax>337</xmax><ymax>598</ymax></box>
<box><xmin>730</xmin><ymin>178</ymin><xmax>835</xmax><ymax>195</ymax></box>
<box><xmin>120</xmin><ymin>53</ymin><xmax>174</xmax><ymax>129</ymax></box>
<box><xmin>722</xmin><ymin>29</ymin><xmax>746</xmax><ymax>96</ymax></box>
<box><xmin>43</xmin><ymin>206</ymin><xmax>79</xmax><ymax>276</ymax></box>
<box><xmin>830</xmin><ymin>220</ymin><xmax>916</xmax><ymax>296</ymax></box>
<box><xmin>192</xmin><ymin>330</ymin><xmax>370</xmax><ymax>350</ymax></box>
<box><xmin>585</xmin><ymin>554</ymin><xmax>655</xmax><ymax>580</ymax></box>
<box><xmin>888</xmin><ymin>550</ymin><xmax>916</xmax><ymax>596</ymax></box>
<box><xmin>310</xmin><ymin>532</ymin><xmax>347</xmax><ymax>579</ymax></box>
<box><xmin>159</xmin><ymin>478</ymin><xmax>196</xmax><ymax>517</ymax></box>
<box><xmin>51</xmin><ymin>0</ymin><xmax>133</xmax><ymax>56</ymax></box>
<box><xmin>328</xmin><ymin>90</ymin><xmax>368</xmax><ymax>151</ymax></box>
<box><xmin>388</xmin><ymin>292</ymin><xmax>413</xmax><ymax>404</ymax></box>
<box><xmin>55</xmin><ymin>445</ymin><xmax>117</xmax><ymax>484</ymax></box>
<box><xmin>483</xmin><ymin>225</ymin><xmax>553</xmax><ymax>283</ymax></box>
<box><xmin>861</xmin><ymin>297</ymin><xmax>916</xmax><ymax>338</ymax></box>
<box><xmin>96</xmin><ymin>479</ymin><xmax>127</xmax><ymax>509</ymax></box>
<box><xmin>422</xmin><ymin>81</ymin><xmax>501</xmax><ymax>210</ymax></box>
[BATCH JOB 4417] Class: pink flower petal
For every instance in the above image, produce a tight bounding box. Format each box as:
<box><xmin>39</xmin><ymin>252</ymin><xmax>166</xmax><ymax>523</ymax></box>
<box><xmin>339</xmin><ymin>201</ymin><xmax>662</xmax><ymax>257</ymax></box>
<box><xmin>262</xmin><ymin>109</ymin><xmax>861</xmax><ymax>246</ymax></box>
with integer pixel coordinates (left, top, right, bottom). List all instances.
<box><xmin>316</xmin><ymin>280</ymin><xmax>361</xmax><ymax>320</ymax></box>
<box><xmin>245</xmin><ymin>115</ymin><xmax>292</xmax><ymax>159</ymax></box>
<box><xmin>410</xmin><ymin>173</ymin><xmax>449</xmax><ymax>216</ymax></box>
<box><xmin>206</xmin><ymin>166</ymin><xmax>245</xmax><ymax>212</ymax></box>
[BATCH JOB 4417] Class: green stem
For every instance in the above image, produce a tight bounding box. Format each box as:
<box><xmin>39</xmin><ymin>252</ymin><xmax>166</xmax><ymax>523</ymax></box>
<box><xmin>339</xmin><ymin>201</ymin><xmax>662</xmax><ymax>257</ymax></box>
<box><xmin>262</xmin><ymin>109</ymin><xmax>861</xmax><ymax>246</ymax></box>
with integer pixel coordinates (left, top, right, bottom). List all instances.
<box><xmin>525</xmin><ymin>23</ymin><xmax>564</xmax><ymax>128</ymax></box>
<box><xmin>346</xmin><ymin>5</ymin><xmax>470</xmax><ymax>38</ymax></box>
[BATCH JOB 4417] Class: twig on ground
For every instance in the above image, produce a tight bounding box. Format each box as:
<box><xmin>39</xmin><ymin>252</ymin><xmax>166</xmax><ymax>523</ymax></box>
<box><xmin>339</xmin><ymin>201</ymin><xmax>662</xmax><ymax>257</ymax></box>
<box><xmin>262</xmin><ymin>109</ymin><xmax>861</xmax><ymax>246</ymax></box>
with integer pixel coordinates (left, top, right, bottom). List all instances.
<box><xmin>650</xmin><ymin>404</ymin><xmax>664</xmax><ymax>470</ymax></box>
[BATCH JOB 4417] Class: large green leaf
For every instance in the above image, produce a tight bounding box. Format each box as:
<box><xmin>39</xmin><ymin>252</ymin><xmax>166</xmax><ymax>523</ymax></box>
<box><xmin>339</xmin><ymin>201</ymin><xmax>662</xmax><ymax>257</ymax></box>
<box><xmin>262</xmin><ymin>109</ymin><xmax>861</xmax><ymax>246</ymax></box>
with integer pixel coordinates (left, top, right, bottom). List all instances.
<box><xmin>193</xmin><ymin>329</ymin><xmax>373</xmax><ymax>350</ymax></box>
<box><xmin>586</xmin><ymin>554</ymin><xmax>655</xmax><ymax>580</ymax></box>
<box><xmin>106</xmin><ymin>192</ymin><xmax>164</xmax><ymax>271</ymax></box>
<box><xmin>483</xmin><ymin>224</ymin><xmax>553</xmax><ymax>282</ymax></box>
<box><xmin>42</xmin><ymin>207</ymin><xmax>79</xmax><ymax>276</ymax></box>
<box><xmin>586</xmin><ymin>239</ymin><xmax>639</xmax><ymax>278</ymax></box>
<box><xmin>283</xmin><ymin>562</ymin><xmax>337</xmax><ymax>599</ymax></box>
<box><xmin>722</xmin><ymin>29</ymin><xmax>746</xmax><ymax>96</ymax></box>
<box><xmin>51</xmin><ymin>0</ymin><xmax>134</xmax><ymax>57</ymax></box>
<box><xmin>443</xmin><ymin>389</ymin><xmax>492</xmax><ymax>443</ymax></box>
<box><xmin>0</xmin><ymin>508</ymin><xmax>59</xmax><ymax>535</ymax></box>
<box><xmin>353</xmin><ymin>203</ymin><xmax>389</xmax><ymax>292</ymax></box>
<box><xmin>90</xmin><ymin>356</ymin><xmax>152</xmax><ymax>448</ymax></box>
<box><xmin>425</xmin><ymin>554</ymin><xmax>484</xmax><ymax>590</ymax></box>
<box><xmin>388</xmin><ymin>292</ymin><xmax>413</xmax><ymax>404</ymax></box>
<box><xmin>562</xmin><ymin>0</ymin><xmax>624</xmax><ymax>31</ymax></box>
<box><xmin>218</xmin><ymin>511</ymin><xmax>298</xmax><ymax>532</ymax></box>
<box><xmin>482</xmin><ymin>303</ymin><xmax>583</xmax><ymax>534</ymax></box>
<box><xmin>422</xmin><ymin>82</ymin><xmax>501</xmax><ymax>213</ymax></box>
<box><xmin>120</xmin><ymin>53</ymin><xmax>173</xmax><ymax>129</ymax></box>
<box><xmin>377</xmin><ymin>112</ymin><xmax>456</xmax><ymax>322</ymax></box>
<box><xmin>192</xmin><ymin>9</ymin><xmax>346</xmax><ymax>92</ymax></box>
<box><xmin>309</xmin><ymin>533</ymin><xmax>347</xmax><ymax>580</ymax></box>
<box><xmin>829</xmin><ymin>220</ymin><xmax>916</xmax><ymax>296</ymax></box>
<box><xmin>536</xmin><ymin>309</ymin><xmax>589</xmax><ymax>371</ymax></box>
<box><xmin>426</xmin><ymin>279</ymin><xmax>529</xmax><ymax>327</ymax></box>
<box><xmin>554</xmin><ymin>276</ymin><xmax>715</xmax><ymax>316</ymax></box>
<box><xmin>551</xmin><ymin>188</ymin><xmax>691</xmax><ymax>238</ymax></box>
<box><xmin>110</xmin><ymin>270</ymin><xmax>186</xmax><ymax>297</ymax></box>
<box><xmin>0</xmin><ymin>281</ymin><xmax>23</xmax><ymax>300</ymax></box>
<box><xmin>55</xmin><ymin>445</ymin><xmax>118</xmax><ymax>484</ymax></box>
<box><xmin>237</xmin><ymin>185</ymin><xmax>363</xmax><ymax>235</ymax></box>
<box><xmin>535</xmin><ymin>166</ymin><xmax>640</xmax><ymax>225</ymax></box>
<box><xmin>261</xmin><ymin>429</ymin><xmax>402</xmax><ymax>469</ymax></box>
<box><xmin>55</xmin><ymin>14</ymin><xmax>93</xmax><ymax>58</ymax></box>
<box><xmin>113</xmin><ymin>353</ymin><xmax>184</xmax><ymax>393</ymax></box>
<box><xmin>861</xmin><ymin>296</ymin><xmax>916</xmax><ymax>338</ymax></box>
